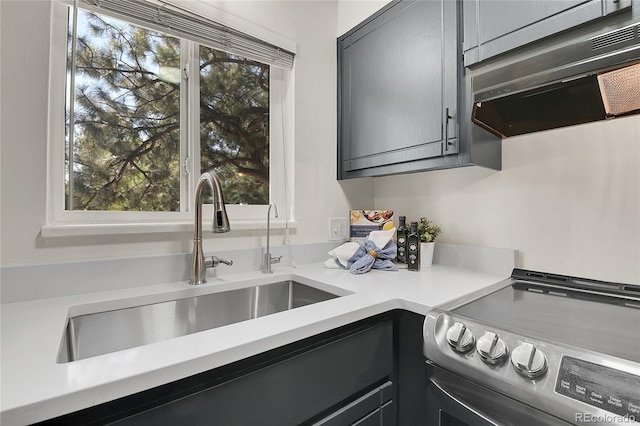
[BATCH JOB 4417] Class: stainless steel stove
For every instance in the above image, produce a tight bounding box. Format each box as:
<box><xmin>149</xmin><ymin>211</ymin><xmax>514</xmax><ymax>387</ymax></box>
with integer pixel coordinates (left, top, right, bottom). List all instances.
<box><xmin>423</xmin><ymin>269</ymin><xmax>640</xmax><ymax>426</ymax></box>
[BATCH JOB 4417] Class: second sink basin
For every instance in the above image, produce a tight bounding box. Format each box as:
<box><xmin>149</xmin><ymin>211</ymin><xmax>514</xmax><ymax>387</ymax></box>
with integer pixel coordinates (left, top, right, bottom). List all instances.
<box><xmin>58</xmin><ymin>280</ymin><xmax>341</xmax><ymax>363</ymax></box>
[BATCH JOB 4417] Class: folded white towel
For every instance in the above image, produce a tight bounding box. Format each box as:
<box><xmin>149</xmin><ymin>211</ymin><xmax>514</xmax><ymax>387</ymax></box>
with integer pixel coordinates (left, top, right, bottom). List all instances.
<box><xmin>325</xmin><ymin>228</ymin><xmax>396</xmax><ymax>269</ymax></box>
<box><xmin>328</xmin><ymin>242</ymin><xmax>361</xmax><ymax>267</ymax></box>
<box><xmin>368</xmin><ymin>227</ymin><xmax>396</xmax><ymax>250</ymax></box>
<box><xmin>324</xmin><ymin>258</ymin><xmax>344</xmax><ymax>269</ymax></box>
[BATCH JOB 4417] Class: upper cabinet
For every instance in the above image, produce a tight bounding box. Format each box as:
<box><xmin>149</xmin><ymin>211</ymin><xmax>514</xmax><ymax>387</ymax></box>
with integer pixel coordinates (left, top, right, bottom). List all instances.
<box><xmin>337</xmin><ymin>0</ymin><xmax>501</xmax><ymax>180</ymax></box>
<box><xmin>338</xmin><ymin>0</ymin><xmax>459</xmax><ymax>180</ymax></box>
<box><xmin>463</xmin><ymin>0</ymin><xmax>633</xmax><ymax>66</ymax></box>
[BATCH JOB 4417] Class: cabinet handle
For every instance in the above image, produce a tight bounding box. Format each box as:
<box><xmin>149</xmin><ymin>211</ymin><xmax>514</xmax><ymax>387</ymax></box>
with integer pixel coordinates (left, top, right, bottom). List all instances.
<box><xmin>444</xmin><ymin>107</ymin><xmax>452</xmax><ymax>152</ymax></box>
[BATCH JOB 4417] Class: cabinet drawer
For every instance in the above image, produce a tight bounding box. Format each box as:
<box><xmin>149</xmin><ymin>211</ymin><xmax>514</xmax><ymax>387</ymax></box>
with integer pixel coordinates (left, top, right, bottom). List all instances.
<box><xmin>352</xmin><ymin>402</ymin><xmax>395</xmax><ymax>426</ymax></box>
<box><xmin>313</xmin><ymin>381</ymin><xmax>394</xmax><ymax>426</ymax></box>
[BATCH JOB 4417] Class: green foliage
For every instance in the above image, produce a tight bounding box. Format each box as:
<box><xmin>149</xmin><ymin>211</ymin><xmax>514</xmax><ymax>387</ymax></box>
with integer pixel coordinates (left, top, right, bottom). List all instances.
<box><xmin>67</xmin><ymin>9</ymin><xmax>269</xmax><ymax>211</ymax></box>
<box><xmin>417</xmin><ymin>217</ymin><xmax>441</xmax><ymax>243</ymax></box>
<box><xmin>199</xmin><ymin>47</ymin><xmax>269</xmax><ymax>205</ymax></box>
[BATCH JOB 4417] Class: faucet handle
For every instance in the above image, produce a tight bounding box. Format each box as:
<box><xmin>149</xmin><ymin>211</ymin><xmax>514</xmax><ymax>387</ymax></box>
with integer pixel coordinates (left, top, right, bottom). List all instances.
<box><xmin>271</xmin><ymin>255</ymin><xmax>283</xmax><ymax>264</ymax></box>
<box><xmin>208</xmin><ymin>256</ymin><xmax>233</xmax><ymax>268</ymax></box>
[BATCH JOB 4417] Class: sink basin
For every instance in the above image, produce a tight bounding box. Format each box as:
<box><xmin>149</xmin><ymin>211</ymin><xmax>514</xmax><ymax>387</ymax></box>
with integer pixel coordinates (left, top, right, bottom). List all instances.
<box><xmin>57</xmin><ymin>280</ymin><xmax>341</xmax><ymax>363</ymax></box>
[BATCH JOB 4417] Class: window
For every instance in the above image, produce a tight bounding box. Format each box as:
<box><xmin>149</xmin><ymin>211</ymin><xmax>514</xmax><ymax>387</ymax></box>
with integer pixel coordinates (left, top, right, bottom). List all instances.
<box><xmin>66</xmin><ymin>10</ymin><xmax>183</xmax><ymax>212</ymax></box>
<box><xmin>46</xmin><ymin>0</ymin><xmax>295</xmax><ymax>233</ymax></box>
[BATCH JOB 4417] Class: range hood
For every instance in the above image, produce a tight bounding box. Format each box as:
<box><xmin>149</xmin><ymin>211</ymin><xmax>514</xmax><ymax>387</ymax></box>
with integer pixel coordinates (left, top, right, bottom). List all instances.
<box><xmin>472</xmin><ymin>22</ymin><xmax>640</xmax><ymax>138</ymax></box>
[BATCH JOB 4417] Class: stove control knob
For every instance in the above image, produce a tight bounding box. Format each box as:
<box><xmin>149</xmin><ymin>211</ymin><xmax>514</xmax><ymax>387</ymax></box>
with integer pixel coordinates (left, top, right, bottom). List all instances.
<box><xmin>511</xmin><ymin>342</ymin><xmax>548</xmax><ymax>378</ymax></box>
<box><xmin>446</xmin><ymin>322</ymin><xmax>475</xmax><ymax>353</ymax></box>
<box><xmin>476</xmin><ymin>331</ymin><xmax>508</xmax><ymax>365</ymax></box>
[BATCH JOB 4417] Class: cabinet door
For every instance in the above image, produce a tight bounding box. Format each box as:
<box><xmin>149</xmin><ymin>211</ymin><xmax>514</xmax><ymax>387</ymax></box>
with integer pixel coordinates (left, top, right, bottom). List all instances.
<box><xmin>109</xmin><ymin>320</ymin><xmax>394</xmax><ymax>426</ymax></box>
<box><xmin>463</xmin><ymin>0</ymin><xmax>633</xmax><ymax>65</ymax></box>
<box><xmin>338</xmin><ymin>0</ymin><xmax>458</xmax><ymax>179</ymax></box>
<box><xmin>39</xmin><ymin>312</ymin><xmax>431</xmax><ymax>426</ymax></box>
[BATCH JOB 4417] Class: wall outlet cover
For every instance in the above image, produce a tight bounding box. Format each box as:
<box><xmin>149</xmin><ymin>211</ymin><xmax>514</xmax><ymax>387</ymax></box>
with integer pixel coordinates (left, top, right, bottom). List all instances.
<box><xmin>329</xmin><ymin>217</ymin><xmax>348</xmax><ymax>241</ymax></box>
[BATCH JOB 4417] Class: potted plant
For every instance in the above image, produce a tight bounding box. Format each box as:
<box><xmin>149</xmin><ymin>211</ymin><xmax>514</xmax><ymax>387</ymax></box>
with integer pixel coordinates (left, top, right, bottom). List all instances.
<box><xmin>417</xmin><ymin>217</ymin><xmax>441</xmax><ymax>268</ymax></box>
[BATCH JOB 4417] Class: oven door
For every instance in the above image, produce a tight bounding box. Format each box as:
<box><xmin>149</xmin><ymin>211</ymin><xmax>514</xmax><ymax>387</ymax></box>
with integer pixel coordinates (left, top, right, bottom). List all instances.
<box><xmin>426</xmin><ymin>363</ymin><xmax>573</xmax><ymax>426</ymax></box>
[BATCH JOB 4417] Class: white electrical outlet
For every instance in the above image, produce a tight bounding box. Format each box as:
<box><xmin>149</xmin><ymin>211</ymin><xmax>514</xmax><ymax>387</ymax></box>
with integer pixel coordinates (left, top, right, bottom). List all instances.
<box><xmin>329</xmin><ymin>217</ymin><xmax>348</xmax><ymax>241</ymax></box>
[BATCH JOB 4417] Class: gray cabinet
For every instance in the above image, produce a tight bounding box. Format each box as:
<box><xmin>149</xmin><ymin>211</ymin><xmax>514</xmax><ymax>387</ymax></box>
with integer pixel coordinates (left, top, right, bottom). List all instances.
<box><xmin>39</xmin><ymin>316</ymin><xmax>399</xmax><ymax>426</ymax></box>
<box><xmin>112</xmin><ymin>320</ymin><xmax>394</xmax><ymax>425</ymax></box>
<box><xmin>39</xmin><ymin>311</ymin><xmax>431</xmax><ymax>426</ymax></box>
<box><xmin>463</xmin><ymin>0</ymin><xmax>633</xmax><ymax>66</ymax></box>
<box><xmin>338</xmin><ymin>0</ymin><xmax>459</xmax><ymax>179</ymax></box>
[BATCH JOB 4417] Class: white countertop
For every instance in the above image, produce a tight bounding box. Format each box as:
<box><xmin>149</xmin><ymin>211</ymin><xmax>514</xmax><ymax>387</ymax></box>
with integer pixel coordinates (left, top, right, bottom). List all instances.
<box><xmin>1</xmin><ymin>262</ymin><xmax>509</xmax><ymax>425</ymax></box>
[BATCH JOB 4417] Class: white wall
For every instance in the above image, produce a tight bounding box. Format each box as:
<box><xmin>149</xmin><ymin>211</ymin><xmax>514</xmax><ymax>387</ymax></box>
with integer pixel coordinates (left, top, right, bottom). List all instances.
<box><xmin>375</xmin><ymin>118</ymin><xmax>640</xmax><ymax>284</ymax></box>
<box><xmin>2</xmin><ymin>0</ymin><xmax>638</xmax><ymax>285</ymax></box>
<box><xmin>340</xmin><ymin>1</ymin><xmax>640</xmax><ymax>284</ymax></box>
<box><xmin>0</xmin><ymin>0</ymin><xmax>374</xmax><ymax>266</ymax></box>
<box><xmin>337</xmin><ymin>0</ymin><xmax>389</xmax><ymax>35</ymax></box>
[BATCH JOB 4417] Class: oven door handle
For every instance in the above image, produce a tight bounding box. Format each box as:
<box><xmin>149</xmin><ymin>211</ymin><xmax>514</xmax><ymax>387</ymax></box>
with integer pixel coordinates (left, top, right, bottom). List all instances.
<box><xmin>428</xmin><ymin>376</ymin><xmax>500</xmax><ymax>426</ymax></box>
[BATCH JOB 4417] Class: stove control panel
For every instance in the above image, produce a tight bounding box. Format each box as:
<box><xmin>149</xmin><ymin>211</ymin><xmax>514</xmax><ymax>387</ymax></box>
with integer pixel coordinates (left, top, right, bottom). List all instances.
<box><xmin>424</xmin><ymin>310</ymin><xmax>640</xmax><ymax>425</ymax></box>
<box><xmin>555</xmin><ymin>356</ymin><xmax>640</xmax><ymax>419</ymax></box>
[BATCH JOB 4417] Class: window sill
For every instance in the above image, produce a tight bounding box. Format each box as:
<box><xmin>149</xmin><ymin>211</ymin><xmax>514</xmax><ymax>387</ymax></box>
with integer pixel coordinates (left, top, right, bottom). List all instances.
<box><xmin>40</xmin><ymin>220</ymin><xmax>299</xmax><ymax>238</ymax></box>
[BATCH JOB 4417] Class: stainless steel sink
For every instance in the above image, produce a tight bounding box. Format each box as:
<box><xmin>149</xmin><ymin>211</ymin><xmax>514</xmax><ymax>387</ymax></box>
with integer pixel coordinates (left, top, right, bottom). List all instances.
<box><xmin>57</xmin><ymin>280</ymin><xmax>340</xmax><ymax>363</ymax></box>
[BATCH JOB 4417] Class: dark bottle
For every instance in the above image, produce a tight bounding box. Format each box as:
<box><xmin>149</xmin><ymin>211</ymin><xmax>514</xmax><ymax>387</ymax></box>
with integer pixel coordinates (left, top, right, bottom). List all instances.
<box><xmin>407</xmin><ymin>221</ymin><xmax>420</xmax><ymax>271</ymax></box>
<box><xmin>396</xmin><ymin>216</ymin><xmax>408</xmax><ymax>263</ymax></box>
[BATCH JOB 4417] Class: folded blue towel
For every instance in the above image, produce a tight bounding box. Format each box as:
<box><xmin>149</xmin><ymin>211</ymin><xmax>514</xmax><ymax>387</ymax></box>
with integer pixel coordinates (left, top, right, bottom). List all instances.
<box><xmin>347</xmin><ymin>239</ymin><xmax>398</xmax><ymax>274</ymax></box>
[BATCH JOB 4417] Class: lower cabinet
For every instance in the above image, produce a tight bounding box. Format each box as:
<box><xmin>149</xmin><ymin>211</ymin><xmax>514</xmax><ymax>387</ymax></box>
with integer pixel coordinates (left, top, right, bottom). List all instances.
<box><xmin>39</xmin><ymin>311</ymin><xmax>426</xmax><ymax>426</ymax></box>
<box><xmin>112</xmin><ymin>320</ymin><xmax>394</xmax><ymax>426</ymax></box>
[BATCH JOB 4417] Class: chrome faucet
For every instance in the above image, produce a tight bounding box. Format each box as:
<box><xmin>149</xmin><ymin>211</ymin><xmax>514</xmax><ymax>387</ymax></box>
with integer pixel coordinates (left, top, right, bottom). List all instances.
<box><xmin>263</xmin><ymin>203</ymin><xmax>282</xmax><ymax>274</ymax></box>
<box><xmin>190</xmin><ymin>171</ymin><xmax>232</xmax><ymax>285</ymax></box>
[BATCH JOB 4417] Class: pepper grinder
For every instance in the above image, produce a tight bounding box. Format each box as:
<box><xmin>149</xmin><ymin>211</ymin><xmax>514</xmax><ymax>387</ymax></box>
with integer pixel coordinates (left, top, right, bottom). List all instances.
<box><xmin>396</xmin><ymin>215</ymin><xmax>408</xmax><ymax>263</ymax></box>
<box><xmin>407</xmin><ymin>221</ymin><xmax>420</xmax><ymax>271</ymax></box>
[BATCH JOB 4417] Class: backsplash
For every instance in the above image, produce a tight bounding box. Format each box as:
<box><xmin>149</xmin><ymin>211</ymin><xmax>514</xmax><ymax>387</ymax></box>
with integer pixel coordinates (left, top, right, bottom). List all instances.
<box><xmin>0</xmin><ymin>242</ymin><xmax>516</xmax><ymax>304</ymax></box>
<box><xmin>374</xmin><ymin>116</ymin><xmax>640</xmax><ymax>285</ymax></box>
<box><xmin>0</xmin><ymin>241</ymin><xmax>341</xmax><ymax>303</ymax></box>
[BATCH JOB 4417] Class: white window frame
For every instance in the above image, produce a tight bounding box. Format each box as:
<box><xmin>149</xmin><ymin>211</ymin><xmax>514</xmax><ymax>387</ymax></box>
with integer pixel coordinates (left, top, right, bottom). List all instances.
<box><xmin>43</xmin><ymin>0</ymin><xmax>296</xmax><ymax>237</ymax></box>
